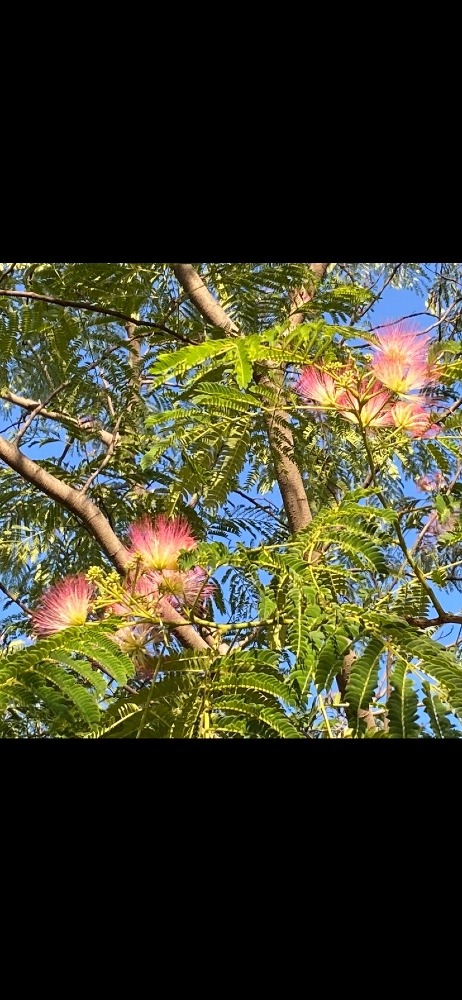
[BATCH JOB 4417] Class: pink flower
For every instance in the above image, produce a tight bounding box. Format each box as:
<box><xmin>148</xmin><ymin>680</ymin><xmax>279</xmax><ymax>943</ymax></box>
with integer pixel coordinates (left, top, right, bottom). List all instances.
<box><xmin>371</xmin><ymin>356</ymin><xmax>437</xmax><ymax>395</ymax></box>
<box><xmin>388</xmin><ymin>401</ymin><xmax>441</xmax><ymax>438</ymax></box>
<box><xmin>110</xmin><ymin>573</ymin><xmax>160</xmax><ymax>617</ymax></box>
<box><xmin>149</xmin><ymin>567</ymin><xmax>215</xmax><ymax>612</ymax></box>
<box><xmin>338</xmin><ymin>381</ymin><xmax>393</xmax><ymax>427</ymax></box>
<box><xmin>32</xmin><ymin>575</ymin><xmax>95</xmax><ymax>637</ymax></box>
<box><xmin>416</xmin><ymin>473</ymin><xmax>447</xmax><ymax>493</ymax></box>
<box><xmin>425</xmin><ymin>510</ymin><xmax>458</xmax><ymax>539</ymax></box>
<box><xmin>111</xmin><ymin>624</ymin><xmax>153</xmax><ymax>654</ymax></box>
<box><xmin>295</xmin><ymin>367</ymin><xmax>344</xmax><ymax>407</ymax></box>
<box><xmin>373</xmin><ymin>323</ymin><xmax>431</xmax><ymax>365</ymax></box>
<box><xmin>370</xmin><ymin>323</ymin><xmax>439</xmax><ymax>395</ymax></box>
<box><xmin>127</xmin><ymin>515</ymin><xmax>197</xmax><ymax>571</ymax></box>
<box><xmin>111</xmin><ymin>624</ymin><xmax>161</xmax><ymax>680</ymax></box>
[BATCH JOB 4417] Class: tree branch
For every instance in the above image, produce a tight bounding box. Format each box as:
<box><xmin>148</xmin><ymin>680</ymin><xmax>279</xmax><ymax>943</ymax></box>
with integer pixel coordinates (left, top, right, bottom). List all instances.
<box><xmin>0</xmin><ymin>435</ymin><xmax>130</xmax><ymax>572</ymax></box>
<box><xmin>171</xmin><ymin>263</ymin><xmax>330</xmax><ymax>534</ymax></box>
<box><xmin>1</xmin><ymin>389</ymin><xmax>114</xmax><ymax>447</ymax></box>
<box><xmin>172</xmin><ymin>264</ymin><xmax>239</xmax><ymax>335</ymax></box>
<box><xmin>0</xmin><ymin>288</ymin><xmax>190</xmax><ymax>342</ymax></box>
<box><xmin>0</xmin><ymin>579</ymin><xmax>32</xmax><ymax>616</ymax></box>
<box><xmin>13</xmin><ymin>380</ymin><xmax>72</xmax><ymax>445</ymax></box>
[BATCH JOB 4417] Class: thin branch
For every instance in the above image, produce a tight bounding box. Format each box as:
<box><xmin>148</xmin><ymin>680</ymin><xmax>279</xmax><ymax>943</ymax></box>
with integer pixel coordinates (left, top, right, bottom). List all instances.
<box><xmin>0</xmin><ymin>287</ymin><xmax>191</xmax><ymax>343</ymax></box>
<box><xmin>0</xmin><ymin>263</ymin><xmax>17</xmax><ymax>286</ymax></box>
<box><xmin>350</xmin><ymin>263</ymin><xmax>403</xmax><ymax>325</ymax></box>
<box><xmin>1</xmin><ymin>389</ymin><xmax>114</xmax><ymax>447</ymax></box>
<box><xmin>13</xmin><ymin>380</ymin><xmax>72</xmax><ymax>444</ymax></box>
<box><xmin>407</xmin><ymin>614</ymin><xmax>462</xmax><ymax>629</ymax></box>
<box><xmin>81</xmin><ymin>415</ymin><xmax>123</xmax><ymax>493</ymax></box>
<box><xmin>0</xmin><ymin>579</ymin><xmax>32</xmax><ymax>616</ymax></box>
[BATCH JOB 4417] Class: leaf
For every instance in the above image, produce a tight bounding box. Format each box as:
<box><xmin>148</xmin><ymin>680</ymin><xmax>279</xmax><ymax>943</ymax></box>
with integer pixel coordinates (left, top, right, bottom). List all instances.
<box><xmin>215</xmin><ymin>672</ymin><xmax>299</xmax><ymax>709</ymax></box>
<box><xmin>387</xmin><ymin>662</ymin><xmax>419</xmax><ymax>739</ymax></box>
<box><xmin>422</xmin><ymin>682</ymin><xmax>461</xmax><ymax>739</ymax></box>
<box><xmin>213</xmin><ymin>696</ymin><xmax>304</xmax><ymax>739</ymax></box>
<box><xmin>316</xmin><ymin>635</ymin><xmax>351</xmax><ymax>694</ymax></box>
<box><xmin>345</xmin><ymin>638</ymin><xmax>384</xmax><ymax>735</ymax></box>
<box><xmin>234</xmin><ymin>340</ymin><xmax>252</xmax><ymax>389</ymax></box>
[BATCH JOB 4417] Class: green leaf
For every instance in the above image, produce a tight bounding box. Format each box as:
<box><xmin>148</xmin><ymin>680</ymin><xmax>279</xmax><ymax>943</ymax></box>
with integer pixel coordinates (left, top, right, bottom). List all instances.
<box><xmin>234</xmin><ymin>340</ymin><xmax>252</xmax><ymax>389</ymax></box>
<box><xmin>213</xmin><ymin>697</ymin><xmax>304</xmax><ymax>738</ymax></box>
<box><xmin>345</xmin><ymin>638</ymin><xmax>384</xmax><ymax>734</ymax></box>
<box><xmin>387</xmin><ymin>662</ymin><xmax>419</xmax><ymax>739</ymax></box>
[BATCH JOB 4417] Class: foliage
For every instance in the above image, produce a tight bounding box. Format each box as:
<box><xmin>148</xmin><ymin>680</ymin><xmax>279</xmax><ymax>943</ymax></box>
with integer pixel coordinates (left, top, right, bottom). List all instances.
<box><xmin>1</xmin><ymin>261</ymin><xmax>462</xmax><ymax>737</ymax></box>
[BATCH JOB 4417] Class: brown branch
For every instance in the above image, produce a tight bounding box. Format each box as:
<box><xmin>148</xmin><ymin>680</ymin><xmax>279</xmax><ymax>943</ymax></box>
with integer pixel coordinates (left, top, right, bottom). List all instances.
<box><xmin>0</xmin><ymin>263</ymin><xmax>17</xmax><ymax>286</ymax></box>
<box><xmin>0</xmin><ymin>435</ymin><xmax>130</xmax><ymax>573</ymax></box>
<box><xmin>172</xmin><ymin>264</ymin><xmax>239</xmax><ymax>335</ymax></box>
<box><xmin>406</xmin><ymin>614</ymin><xmax>462</xmax><ymax>629</ymax></box>
<box><xmin>0</xmin><ymin>287</ymin><xmax>190</xmax><ymax>342</ymax></box>
<box><xmin>81</xmin><ymin>415</ymin><xmax>123</xmax><ymax>493</ymax></box>
<box><xmin>13</xmin><ymin>380</ymin><xmax>72</xmax><ymax>444</ymax></box>
<box><xmin>0</xmin><ymin>579</ymin><xmax>32</xmax><ymax>616</ymax></box>
<box><xmin>171</xmin><ymin>263</ymin><xmax>330</xmax><ymax>534</ymax></box>
<box><xmin>1</xmin><ymin>389</ymin><xmax>114</xmax><ymax>447</ymax></box>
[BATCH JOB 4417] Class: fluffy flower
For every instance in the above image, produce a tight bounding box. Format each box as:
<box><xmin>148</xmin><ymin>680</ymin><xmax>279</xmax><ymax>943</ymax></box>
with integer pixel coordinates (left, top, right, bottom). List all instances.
<box><xmin>371</xmin><ymin>356</ymin><xmax>436</xmax><ymax>395</ymax></box>
<box><xmin>373</xmin><ymin>323</ymin><xmax>430</xmax><ymax>364</ymax></box>
<box><xmin>416</xmin><ymin>473</ymin><xmax>447</xmax><ymax>493</ymax></box>
<box><xmin>388</xmin><ymin>401</ymin><xmax>440</xmax><ymax>438</ymax></box>
<box><xmin>110</xmin><ymin>573</ymin><xmax>160</xmax><ymax>617</ymax></box>
<box><xmin>111</xmin><ymin>624</ymin><xmax>153</xmax><ymax>655</ymax></box>
<box><xmin>295</xmin><ymin>367</ymin><xmax>344</xmax><ymax>407</ymax></box>
<box><xmin>127</xmin><ymin>515</ymin><xmax>197</xmax><ymax>571</ymax></box>
<box><xmin>338</xmin><ymin>382</ymin><xmax>393</xmax><ymax>427</ymax></box>
<box><xmin>370</xmin><ymin>323</ymin><xmax>439</xmax><ymax>395</ymax></box>
<box><xmin>149</xmin><ymin>567</ymin><xmax>215</xmax><ymax>612</ymax></box>
<box><xmin>32</xmin><ymin>575</ymin><xmax>95</xmax><ymax>637</ymax></box>
<box><xmin>111</xmin><ymin>624</ymin><xmax>161</xmax><ymax>680</ymax></box>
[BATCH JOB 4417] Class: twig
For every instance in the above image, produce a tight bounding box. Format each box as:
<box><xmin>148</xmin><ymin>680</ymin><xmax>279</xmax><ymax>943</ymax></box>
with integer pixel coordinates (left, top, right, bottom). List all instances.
<box><xmin>81</xmin><ymin>415</ymin><xmax>123</xmax><ymax>493</ymax></box>
<box><xmin>1</xmin><ymin>388</ymin><xmax>114</xmax><ymax>447</ymax></box>
<box><xmin>0</xmin><ymin>579</ymin><xmax>32</xmax><ymax>616</ymax></box>
<box><xmin>0</xmin><ymin>263</ymin><xmax>17</xmax><ymax>286</ymax></box>
<box><xmin>14</xmin><ymin>380</ymin><xmax>72</xmax><ymax>444</ymax></box>
<box><xmin>0</xmin><ymin>287</ymin><xmax>192</xmax><ymax>343</ymax></box>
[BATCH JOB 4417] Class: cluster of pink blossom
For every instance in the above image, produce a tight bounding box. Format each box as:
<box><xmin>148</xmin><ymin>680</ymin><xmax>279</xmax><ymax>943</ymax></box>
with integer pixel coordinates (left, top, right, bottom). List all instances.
<box><xmin>416</xmin><ymin>473</ymin><xmax>448</xmax><ymax>493</ymax></box>
<box><xmin>295</xmin><ymin>323</ymin><xmax>442</xmax><ymax>438</ymax></box>
<box><xmin>31</xmin><ymin>516</ymin><xmax>215</xmax><ymax>674</ymax></box>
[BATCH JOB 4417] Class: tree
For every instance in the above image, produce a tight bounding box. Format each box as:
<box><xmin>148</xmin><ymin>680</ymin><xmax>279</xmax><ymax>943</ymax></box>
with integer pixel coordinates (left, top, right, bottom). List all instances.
<box><xmin>1</xmin><ymin>261</ymin><xmax>462</xmax><ymax>738</ymax></box>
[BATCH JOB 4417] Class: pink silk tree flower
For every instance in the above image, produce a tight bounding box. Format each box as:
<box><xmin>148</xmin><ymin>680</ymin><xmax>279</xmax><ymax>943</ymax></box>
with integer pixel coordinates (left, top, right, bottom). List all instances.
<box><xmin>389</xmin><ymin>401</ymin><xmax>441</xmax><ymax>438</ymax></box>
<box><xmin>32</xmin><ymin>575</ymin><xmax>95</xmax><ymax>637</ymax></box>
<box><xmin>127</xmin><ymin>515</ymin><xmax>197</xmax><ymax>571</ymax></box>
<box><xmin>337</xmin><ymin>382</ymin><xmax>393</xmax><ymax>428</ymax></box>
<box><xmin>110</xmin><ymin>625</ymin><xmax>161</xmax><ymax>680</ymax></box>
<box><xmin>111</xmin><ymin>624</ymin><xmax>152</xmax><ymax>654</ymax></box>
<box><xmin>416</xmin><ymin>473</ymin><xmax>448</xmax><ymax>492</ymax></box>
<box><xmin>295</xmin><ymin>367</ymin><xmax>344</xmax><ymax>407</ymax></box>
<box><xmin>150</xmin><ymin>567</ymin><xmax>215</xmax><ymax>613</ymax></box>
<box><xmin>371</xmin><ymin>356</ymin><xmax>437</xmax><ymax>395</ymax></box>
<box><xmin>110</xmin><ymin>573</ymin><xmax>160</xmax><ymax>617</ymax></box>
<box><xmin>372</xmin><ymin>324</ymin><xmax>431</xmax><ymax>365</ymax></box>
<box><xmin>370</xmin><ymin>323</ymin><xmax>440</xmax><ymax>395</ymax></box>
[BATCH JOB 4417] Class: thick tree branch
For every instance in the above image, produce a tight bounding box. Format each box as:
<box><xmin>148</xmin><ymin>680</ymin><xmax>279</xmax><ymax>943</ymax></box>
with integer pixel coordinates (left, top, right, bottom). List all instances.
<box><xmin>1</xmin><ymin>389</ymin><xmax>114</xmax><ymax>447</ymax></box>
<box><xmin>0</xmin><ymin>435</ymin><xmax>130</xmax><ymax>572</ymax></box>
<box><xmin>172</xmin><ymin>264</ymin><xmax>239</xmax><ymax>335</ymax></box>
<box><xmin>171</xmin><ymin>263</ymin><xmax>331</xmax><ymax>534</ymax></box>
